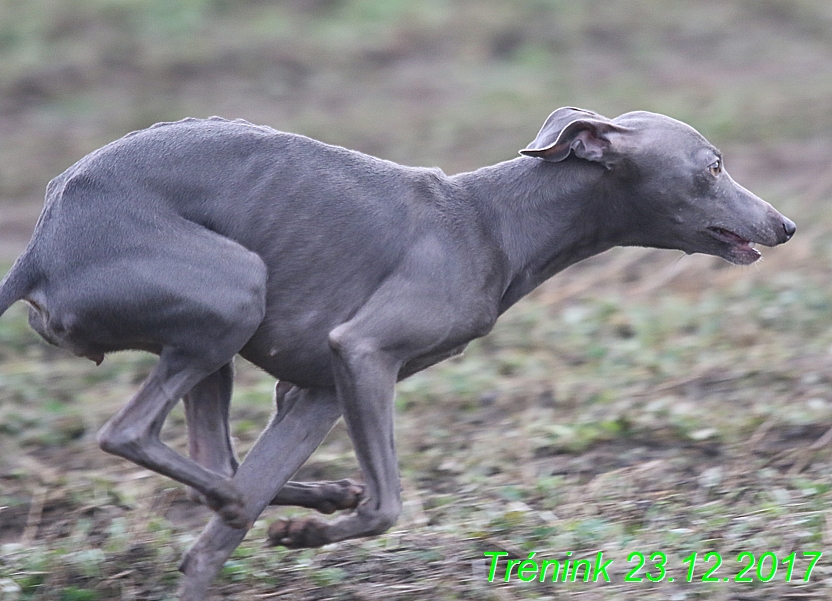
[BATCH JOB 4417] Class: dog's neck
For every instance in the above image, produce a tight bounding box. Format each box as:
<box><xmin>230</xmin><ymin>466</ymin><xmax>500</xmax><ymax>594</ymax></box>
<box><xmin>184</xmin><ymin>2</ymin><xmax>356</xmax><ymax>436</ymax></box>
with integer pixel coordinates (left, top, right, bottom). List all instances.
<box><xmin>453</xmin><ymin>156</ymin><xmax>626</xmax><ymax>312</ymax></box>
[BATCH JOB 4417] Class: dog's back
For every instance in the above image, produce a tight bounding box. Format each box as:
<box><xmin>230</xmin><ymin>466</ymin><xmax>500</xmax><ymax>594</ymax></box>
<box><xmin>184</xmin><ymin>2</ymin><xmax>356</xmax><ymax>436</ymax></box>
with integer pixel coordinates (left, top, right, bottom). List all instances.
<box><xmin>0</xmin><ymin>117</ymin><xmax>480</xmax><ymax>375</ymax></box>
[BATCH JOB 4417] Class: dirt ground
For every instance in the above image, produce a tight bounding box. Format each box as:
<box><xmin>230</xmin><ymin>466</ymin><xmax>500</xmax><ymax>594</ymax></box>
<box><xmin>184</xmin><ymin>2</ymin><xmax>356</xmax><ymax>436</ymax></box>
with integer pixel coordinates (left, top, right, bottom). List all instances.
<box><xmin>3</xmin><ymin>1</ymin><xmax>832</xmax><ymax>599</ymax></box>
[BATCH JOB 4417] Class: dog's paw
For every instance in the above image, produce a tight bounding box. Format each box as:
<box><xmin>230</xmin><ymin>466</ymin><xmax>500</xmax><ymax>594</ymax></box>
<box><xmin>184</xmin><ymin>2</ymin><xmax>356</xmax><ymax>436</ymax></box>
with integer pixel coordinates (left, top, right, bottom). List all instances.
<box><xmin>266</xmin><ymin>517</ymin><xmax>329</xmax><ymax>548</ymax></box>
<box><xmin>313</xmin><ymin>479</ymin><xmax>365</xmax><ymax>514</ymax></box>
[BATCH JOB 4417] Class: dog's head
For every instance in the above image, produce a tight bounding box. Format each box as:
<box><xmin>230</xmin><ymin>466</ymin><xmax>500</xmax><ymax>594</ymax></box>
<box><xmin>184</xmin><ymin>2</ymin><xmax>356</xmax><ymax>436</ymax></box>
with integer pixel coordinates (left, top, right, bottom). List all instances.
<box><xmin>521</xmin><ymin>108</ymin><xmax>795</xmax><ymax>264</ymax></box>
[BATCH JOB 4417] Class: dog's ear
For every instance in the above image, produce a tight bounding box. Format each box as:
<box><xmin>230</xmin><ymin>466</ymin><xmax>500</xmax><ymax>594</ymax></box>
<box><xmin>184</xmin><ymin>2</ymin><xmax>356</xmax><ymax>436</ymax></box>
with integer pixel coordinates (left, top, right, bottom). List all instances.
<box><xmin>520</xmin><ymin>107</ymin><xmax>630</xmax><ymax>168</ymax></box>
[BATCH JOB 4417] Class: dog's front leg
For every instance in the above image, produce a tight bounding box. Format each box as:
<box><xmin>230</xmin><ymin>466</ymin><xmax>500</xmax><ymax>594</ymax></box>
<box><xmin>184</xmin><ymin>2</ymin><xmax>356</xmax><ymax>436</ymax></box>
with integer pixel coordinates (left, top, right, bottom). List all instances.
<box><xmin>178</xmin><ymin>386</ymin><xmax>342</xmax><ymax>600</ymax></box>
<box><xmin>183</xmin><ymin>373</ymin><xmax>364</xmax><ymax>515</ymax></box>
<box><xmin>267</xmin><ymin>322</ymin><xmax>403</xmax><ymax>548</ymax></box>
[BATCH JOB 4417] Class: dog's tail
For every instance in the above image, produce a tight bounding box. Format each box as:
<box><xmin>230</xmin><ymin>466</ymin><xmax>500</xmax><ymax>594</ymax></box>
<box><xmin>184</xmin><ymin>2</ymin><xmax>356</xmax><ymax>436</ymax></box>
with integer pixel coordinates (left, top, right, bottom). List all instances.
<box><xmin>0</xmin><ymin>251</ymin><xmax>38</xmax><ymax>318</ymax></box>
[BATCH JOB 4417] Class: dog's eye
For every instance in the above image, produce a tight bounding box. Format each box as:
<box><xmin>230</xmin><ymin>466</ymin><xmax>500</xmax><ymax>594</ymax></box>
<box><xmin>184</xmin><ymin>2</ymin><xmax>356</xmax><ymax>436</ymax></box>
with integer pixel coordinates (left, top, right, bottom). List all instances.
<box><xmin>709</xmin><ymin>159</ymin><xmax>722</xmax><ymax>177</ymax></box>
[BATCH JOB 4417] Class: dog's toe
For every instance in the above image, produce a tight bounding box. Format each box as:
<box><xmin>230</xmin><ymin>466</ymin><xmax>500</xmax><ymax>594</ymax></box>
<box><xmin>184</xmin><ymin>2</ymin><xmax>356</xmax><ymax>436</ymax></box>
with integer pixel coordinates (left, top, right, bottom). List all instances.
<box><xmin>266</xmin><ymin>517</ymin><xmax>329</xmax><ymax>548</ymax></box>
<box><xmin>324</xmin><ymin>479</ymin><xmax>365</xmax><ymax>512</ymax></box>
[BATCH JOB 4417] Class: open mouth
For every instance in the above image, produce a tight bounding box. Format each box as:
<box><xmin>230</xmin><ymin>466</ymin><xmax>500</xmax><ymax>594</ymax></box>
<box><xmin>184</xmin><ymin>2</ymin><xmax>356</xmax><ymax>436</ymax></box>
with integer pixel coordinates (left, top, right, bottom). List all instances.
<box><xmin>707</xmin><ymin>227</ymin><xmax>761</xmax><ymax>265</ymax></box>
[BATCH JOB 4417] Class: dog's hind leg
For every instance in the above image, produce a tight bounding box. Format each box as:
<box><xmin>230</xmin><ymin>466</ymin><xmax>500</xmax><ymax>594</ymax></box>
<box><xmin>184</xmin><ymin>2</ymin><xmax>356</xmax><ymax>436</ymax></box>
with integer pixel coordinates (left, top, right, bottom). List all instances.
<box><xmin>178</xmin><ymin>386</ymin><xmax>342</xmax><ymax>601</ymax></box>
<box><xmin>182</xmin><ymin>362</ymin><xmax>239</xmax><ymax>505</ymax></box>
<box><xmin>99</xmin><ymin>350</ymin><xmax>252</xmax><ymax>526</ymax></box>
<box><xmin>270</xmin><ymin>479</ymin><xmax>364</xmax><ymax>514</ymax></box>
<box><xmin>184</xmin><ymin>374</ymin><xmax>363</xmax><ymax>513</ymax></box>
<box><xmin>81</xmin><ymin>222</ymin><xmax>268</xmax><ymax>529</ymax></box>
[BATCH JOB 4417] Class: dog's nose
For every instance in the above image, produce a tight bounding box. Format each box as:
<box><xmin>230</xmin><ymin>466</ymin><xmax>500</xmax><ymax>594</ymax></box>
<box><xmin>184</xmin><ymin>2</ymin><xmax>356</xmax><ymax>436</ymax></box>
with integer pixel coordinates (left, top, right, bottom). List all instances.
<box><xmin>782</xmin><ymin>218</ymin><xmax>796</xmax><ymax>242</ymax></box>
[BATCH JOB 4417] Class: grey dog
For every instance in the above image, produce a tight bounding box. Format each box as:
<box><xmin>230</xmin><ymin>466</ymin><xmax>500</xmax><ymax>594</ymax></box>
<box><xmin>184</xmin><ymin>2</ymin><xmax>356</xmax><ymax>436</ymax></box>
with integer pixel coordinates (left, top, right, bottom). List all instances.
<box><xmin>0</xmin><ymin>108</ymin><xmax>795</xmax><ymax>598</ymax></box>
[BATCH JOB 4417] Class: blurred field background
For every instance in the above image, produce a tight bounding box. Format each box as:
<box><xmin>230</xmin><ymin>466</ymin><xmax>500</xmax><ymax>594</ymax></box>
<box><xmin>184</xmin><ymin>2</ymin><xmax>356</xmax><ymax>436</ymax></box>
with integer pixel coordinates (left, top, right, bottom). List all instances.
<box><xmin>2</xmin><ymin>1</ymin><xmax>832</xmax><ymax>599</ymax></box>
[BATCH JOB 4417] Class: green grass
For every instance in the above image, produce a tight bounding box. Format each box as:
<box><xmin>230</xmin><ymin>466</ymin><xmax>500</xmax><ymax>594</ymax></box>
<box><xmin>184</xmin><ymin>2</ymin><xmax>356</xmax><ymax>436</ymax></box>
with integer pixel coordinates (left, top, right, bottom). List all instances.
<box><xmin>3</xmin><ymin>250</ymin><xmax>832</xmax><ymax>598</ymax></box>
